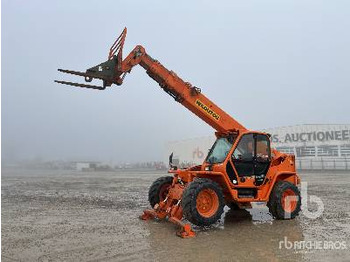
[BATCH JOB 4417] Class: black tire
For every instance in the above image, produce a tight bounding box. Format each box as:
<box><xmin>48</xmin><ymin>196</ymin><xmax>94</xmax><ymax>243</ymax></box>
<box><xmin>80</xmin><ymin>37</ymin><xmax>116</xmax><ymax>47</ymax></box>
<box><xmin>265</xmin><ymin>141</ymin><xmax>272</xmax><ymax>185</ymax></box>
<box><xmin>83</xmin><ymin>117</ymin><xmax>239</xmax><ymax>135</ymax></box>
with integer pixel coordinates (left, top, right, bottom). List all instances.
<box><xmin>182</xmin><ymin>178</ymin><xmax>225</xmax><ymax>226</ymax></box>
<box><xmin>148</xmin><ymin>176</ymin><xmax>173</xmax><ymax>208</ymax></box>
<box><xmin>267</xmin><ymin>181</ymin><xmax>301</xmax><ymax>220</ymax></box>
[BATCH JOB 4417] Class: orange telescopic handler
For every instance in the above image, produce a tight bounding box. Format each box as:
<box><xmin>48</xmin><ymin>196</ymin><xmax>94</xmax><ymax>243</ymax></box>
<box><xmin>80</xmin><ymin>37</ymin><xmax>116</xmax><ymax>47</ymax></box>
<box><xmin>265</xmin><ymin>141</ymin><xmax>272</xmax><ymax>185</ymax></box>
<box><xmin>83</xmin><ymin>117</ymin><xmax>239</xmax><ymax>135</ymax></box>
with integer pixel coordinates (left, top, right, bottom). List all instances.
<box><xmin>56</xmin><ymin>28</ymin><xmax>302</xmax><ymax>238</ymax></box>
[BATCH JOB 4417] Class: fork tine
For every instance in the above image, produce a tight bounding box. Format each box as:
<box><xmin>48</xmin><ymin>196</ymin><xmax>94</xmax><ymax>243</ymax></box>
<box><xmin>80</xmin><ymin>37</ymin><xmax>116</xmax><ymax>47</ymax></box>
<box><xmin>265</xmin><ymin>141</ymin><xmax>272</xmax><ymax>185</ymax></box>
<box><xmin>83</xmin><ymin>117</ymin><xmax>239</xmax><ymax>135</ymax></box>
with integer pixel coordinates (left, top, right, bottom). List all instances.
<box><xmin>54</xmin><ymin>80</ymin><xmax>106</xmax><ymax>90</ymax></box>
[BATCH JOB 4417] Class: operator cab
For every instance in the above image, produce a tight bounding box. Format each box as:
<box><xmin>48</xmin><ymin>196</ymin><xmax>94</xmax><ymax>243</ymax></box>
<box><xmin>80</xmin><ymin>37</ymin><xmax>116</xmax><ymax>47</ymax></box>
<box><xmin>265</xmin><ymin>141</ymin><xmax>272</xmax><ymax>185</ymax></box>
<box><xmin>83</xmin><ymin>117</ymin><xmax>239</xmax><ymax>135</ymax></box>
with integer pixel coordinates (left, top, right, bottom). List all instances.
<box><xmin>205</xmin><ymin>132</ymin><xmax>271</xmax><ymax>186</ymax></box>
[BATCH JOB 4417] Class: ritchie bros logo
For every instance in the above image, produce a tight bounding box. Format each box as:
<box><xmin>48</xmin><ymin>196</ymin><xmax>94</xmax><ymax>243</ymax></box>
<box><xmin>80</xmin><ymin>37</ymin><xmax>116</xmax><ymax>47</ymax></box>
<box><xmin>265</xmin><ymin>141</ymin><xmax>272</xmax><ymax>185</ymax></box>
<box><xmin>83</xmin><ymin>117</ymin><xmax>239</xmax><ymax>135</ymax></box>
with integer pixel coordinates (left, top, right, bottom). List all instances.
<box><xmin>193</xmin><ymin>147</ymin><xmax>204</xmax><ymax>159</ymax></box>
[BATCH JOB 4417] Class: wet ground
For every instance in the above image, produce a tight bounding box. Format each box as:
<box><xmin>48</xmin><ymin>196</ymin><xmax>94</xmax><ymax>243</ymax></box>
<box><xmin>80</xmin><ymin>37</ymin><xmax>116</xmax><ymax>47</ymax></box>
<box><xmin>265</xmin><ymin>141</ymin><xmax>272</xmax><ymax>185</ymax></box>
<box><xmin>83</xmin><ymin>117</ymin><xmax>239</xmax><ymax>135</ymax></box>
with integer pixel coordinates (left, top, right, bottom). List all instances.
<box><xmin>2</xmin><ymin>168</ymin><xmax>350</xmax><ymax>261</ymax></box>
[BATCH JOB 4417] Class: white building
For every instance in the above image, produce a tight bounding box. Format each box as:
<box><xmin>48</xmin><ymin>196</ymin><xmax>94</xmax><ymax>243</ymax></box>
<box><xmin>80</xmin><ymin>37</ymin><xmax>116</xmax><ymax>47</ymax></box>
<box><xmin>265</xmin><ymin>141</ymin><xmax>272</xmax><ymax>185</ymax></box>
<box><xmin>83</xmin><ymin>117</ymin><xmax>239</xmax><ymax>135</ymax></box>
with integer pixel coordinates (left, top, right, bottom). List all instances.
<box><xmin>165</xmin><ymin>124</ymin><xmax>350</xmax><ymax>170</ymax></box>
<box><xmin>166</xmin><ymin>136</ymin><xmax>216</xmax><ymax>167</ymax></box>
<box><xmin>74</xmin><ymin>161</ymin><xmax>100</xmax><ymax>171</ymax></box>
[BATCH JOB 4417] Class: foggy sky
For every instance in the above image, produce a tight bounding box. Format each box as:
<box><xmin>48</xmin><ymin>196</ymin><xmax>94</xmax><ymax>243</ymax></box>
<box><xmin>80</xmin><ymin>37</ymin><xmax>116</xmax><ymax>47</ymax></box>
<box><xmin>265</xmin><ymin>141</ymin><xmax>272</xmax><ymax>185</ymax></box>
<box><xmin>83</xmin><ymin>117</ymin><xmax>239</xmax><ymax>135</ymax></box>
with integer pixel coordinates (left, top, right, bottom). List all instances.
<box><xmin>2</xmin><ymin>0</ymin><xmax>350</xmax><ymax>164</ymax></box>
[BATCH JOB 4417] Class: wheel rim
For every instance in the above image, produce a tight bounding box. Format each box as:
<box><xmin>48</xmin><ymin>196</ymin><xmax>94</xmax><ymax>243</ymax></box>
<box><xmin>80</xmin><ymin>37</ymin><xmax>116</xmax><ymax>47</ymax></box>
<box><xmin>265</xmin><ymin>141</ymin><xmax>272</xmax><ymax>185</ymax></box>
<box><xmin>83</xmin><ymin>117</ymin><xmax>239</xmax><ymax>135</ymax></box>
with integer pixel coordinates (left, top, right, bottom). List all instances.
<box><xmin>159</xmin><ymin>184</ymin><xmax>170</xmax><ymax>201</ymax></box>
<box><xmin>196</xmin><ymin>188</ymin><xmax>219</xmax><ymax>218</ymax></box>
<box><xmin>282</xmin><ymin>189</ymin><xmax>297</xmax><ymax>213</ymax></box>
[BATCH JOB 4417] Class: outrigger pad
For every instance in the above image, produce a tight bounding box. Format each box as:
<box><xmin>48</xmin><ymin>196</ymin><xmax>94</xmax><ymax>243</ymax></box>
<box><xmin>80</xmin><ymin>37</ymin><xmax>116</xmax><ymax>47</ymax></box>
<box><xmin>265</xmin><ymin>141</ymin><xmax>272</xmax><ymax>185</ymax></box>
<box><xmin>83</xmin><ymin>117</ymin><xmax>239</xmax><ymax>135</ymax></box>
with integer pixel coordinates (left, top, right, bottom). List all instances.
<box><xmin>176</xmin><ymin>223</ymin><xmax>196</xmax><ymax>238</ymax></box>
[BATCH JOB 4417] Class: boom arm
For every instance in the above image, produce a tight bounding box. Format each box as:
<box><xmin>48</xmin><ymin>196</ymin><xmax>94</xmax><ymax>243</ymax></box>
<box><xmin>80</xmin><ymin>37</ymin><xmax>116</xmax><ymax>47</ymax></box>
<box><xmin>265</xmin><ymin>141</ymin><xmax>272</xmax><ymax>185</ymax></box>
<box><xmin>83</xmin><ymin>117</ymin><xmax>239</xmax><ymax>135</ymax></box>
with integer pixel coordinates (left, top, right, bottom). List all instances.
<box><xmin>55</xmin><ymin>28</ymin><xmax>247</xmax><ymax>133</ymax></box>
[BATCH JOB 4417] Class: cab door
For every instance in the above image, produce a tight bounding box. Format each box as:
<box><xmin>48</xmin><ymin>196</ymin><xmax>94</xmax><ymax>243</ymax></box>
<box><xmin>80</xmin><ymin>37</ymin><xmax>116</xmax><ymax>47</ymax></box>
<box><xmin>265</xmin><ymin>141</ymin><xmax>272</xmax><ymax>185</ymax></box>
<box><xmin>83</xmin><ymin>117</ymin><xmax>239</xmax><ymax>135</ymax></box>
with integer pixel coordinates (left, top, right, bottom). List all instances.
<box><xmin>231</xmin><ymin>134</ymin><xmax>255</xmax><ymax>177</ymax></box>
<box><xmin>231</xmin><ymin>133</ymin><xmax>271</xmax><ymax>178</ymax></box>
<box><xmin>254</xmin><ymin>134</ymin><xmax>271</xmax><ymax>177</ymax></box>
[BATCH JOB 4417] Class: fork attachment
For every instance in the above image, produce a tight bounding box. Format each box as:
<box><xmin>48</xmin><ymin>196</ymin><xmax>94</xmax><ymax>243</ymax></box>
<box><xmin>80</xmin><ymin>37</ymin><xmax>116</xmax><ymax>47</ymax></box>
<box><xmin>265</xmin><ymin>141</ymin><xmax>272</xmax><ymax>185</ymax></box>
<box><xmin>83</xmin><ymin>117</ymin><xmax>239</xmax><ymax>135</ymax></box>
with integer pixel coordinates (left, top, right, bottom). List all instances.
<box><xmin>55</xmin><ymin>28</ymin><xmax>128</xmax><ymax>90</ymax></box>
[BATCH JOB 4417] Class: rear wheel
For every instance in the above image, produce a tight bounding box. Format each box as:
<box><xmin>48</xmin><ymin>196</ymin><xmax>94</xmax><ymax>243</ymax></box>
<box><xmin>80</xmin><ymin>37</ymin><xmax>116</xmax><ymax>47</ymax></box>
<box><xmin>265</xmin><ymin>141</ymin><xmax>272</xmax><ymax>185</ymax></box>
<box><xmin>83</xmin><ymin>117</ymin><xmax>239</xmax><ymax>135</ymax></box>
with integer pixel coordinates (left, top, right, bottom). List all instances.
<box><xmin>182</xmin><ymin>178</ymin><xmax>224</xmax><ymax>226</ymax></box>
<box><xmin>148</xmin><ymin>176</ymin><xmax>173</xmax><ymax>208</ymax></box>
<box><xmin>268</xmin><ymin>181</ymin><xmax>301</xmax><ymax>219</ymax></box>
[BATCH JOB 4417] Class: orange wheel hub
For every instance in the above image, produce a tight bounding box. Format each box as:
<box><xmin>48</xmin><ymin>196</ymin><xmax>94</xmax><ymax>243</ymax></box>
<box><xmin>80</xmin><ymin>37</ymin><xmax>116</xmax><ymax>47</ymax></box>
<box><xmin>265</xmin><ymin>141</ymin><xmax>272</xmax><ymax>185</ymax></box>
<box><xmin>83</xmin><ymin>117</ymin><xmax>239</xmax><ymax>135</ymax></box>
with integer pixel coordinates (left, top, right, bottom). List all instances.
<box><xmin>282</xmin><ymin>189</ymin><xmax>297</xmax><ymax>213</ymax></box>
<box><xmin>196</xmin><ymin>189</ymin><xmax>219</xmax><ymax>218</ymax></box>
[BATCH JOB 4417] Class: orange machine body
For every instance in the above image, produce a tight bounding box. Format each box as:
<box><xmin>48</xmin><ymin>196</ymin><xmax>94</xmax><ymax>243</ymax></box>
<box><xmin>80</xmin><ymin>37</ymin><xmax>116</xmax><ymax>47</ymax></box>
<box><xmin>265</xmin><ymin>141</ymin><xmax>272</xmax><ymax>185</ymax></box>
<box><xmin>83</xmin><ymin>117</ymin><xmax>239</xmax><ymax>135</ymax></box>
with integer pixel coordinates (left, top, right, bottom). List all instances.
<box><xmin>56</xmin><ymin>28</ymin><xmax>300</xmax><ymax>238</ymax></box>
<box><xmin>122</xmin><ymin>42</ymin><xmax>301</xmax><ymax>236</ymax></box>
<box><xmin>170</xmin><ymin>134</ymin><xmax>299</xmax><ymax>203</ymax></box>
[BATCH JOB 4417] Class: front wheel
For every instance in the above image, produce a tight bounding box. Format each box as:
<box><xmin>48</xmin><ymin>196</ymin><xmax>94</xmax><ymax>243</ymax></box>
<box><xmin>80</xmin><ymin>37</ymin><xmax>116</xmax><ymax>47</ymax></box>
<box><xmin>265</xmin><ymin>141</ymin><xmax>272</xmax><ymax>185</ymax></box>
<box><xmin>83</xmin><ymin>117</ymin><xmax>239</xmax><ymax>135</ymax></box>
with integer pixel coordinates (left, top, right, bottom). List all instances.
<box><xmin>182</xmin><ymin>178</ymin><xmax>224</xmax><ymax>226</ymax></box>
<box><xmin>148</xmin><ymin>176</ymin><xmax>173</xmax><ymax>208</ymax></box>
<box><xmin>268</xmin><ymin>181</ymin><xmax>301</xmax><ymax>219</ymax></box>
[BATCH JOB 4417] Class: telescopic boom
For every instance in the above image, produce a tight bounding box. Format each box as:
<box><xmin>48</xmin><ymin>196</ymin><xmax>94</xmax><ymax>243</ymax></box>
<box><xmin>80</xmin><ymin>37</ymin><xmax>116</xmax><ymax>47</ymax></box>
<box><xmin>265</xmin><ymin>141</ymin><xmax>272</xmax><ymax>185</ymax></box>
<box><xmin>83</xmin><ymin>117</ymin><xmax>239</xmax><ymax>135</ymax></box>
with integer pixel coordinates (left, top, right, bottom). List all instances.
<box><xmin>55</xmin><ymin>28</ymin><xmax>247</xmax><ymax>134</ymax></box>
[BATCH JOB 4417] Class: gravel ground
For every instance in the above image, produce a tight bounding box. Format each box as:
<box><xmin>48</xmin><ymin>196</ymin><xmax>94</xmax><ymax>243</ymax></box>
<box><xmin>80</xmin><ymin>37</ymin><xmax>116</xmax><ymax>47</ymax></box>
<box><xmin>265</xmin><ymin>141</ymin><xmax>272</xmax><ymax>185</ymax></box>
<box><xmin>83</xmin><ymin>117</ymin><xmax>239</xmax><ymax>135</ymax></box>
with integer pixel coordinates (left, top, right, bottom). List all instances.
<box><xmin>2</xmin><ymin>168</ymin><xmax>350</xmax><ymax>261</ymax></box>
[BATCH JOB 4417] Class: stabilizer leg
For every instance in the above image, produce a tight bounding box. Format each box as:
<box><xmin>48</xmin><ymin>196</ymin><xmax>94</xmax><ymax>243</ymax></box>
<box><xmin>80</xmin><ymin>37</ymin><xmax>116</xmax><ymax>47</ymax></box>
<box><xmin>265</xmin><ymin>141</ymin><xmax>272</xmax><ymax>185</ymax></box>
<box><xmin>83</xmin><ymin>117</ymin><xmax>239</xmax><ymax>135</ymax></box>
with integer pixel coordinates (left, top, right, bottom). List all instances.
<box><xmin>140</xmin><ymin>209</ymin><xmax>158</xmax><ymax>220</ymax></box>
<box><xmin>168</xmin><ymin>217</ymin><xmax>195</xmax><ymax>238</ymax></box>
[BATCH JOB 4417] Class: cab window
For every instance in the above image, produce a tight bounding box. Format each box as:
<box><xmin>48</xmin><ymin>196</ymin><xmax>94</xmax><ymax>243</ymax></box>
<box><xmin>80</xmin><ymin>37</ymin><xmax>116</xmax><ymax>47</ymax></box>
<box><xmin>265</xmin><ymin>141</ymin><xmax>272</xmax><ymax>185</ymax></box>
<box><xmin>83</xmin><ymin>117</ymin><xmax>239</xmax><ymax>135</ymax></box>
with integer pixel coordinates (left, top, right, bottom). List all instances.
<box><xmin>256</xmin><ymin>135</ymin><xmax>271</xmax><ymax>162</ymax></box>
<box><xmin>232</xmin><ymin>134</ymin><xmax>254</xmax><ymax>161</ymax></box>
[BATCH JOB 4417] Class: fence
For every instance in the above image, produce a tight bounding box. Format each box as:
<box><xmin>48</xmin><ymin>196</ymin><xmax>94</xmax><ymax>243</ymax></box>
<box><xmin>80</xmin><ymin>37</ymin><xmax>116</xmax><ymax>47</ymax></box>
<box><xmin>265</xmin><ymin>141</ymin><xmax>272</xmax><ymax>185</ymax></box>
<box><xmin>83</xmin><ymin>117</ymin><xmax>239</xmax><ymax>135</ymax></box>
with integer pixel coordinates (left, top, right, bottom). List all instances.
<box><xmin>296</xmin><ymin>157</ymin><xmax>350</xmax><ymax>170</ymax></box>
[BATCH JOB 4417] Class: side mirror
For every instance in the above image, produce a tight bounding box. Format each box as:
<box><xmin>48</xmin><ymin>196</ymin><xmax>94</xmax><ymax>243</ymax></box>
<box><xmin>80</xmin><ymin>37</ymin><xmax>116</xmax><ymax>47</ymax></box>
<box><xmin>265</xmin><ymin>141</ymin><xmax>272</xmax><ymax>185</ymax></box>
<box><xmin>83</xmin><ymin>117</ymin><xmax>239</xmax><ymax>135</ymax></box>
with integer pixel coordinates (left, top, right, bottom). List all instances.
<box><xmin>169</xmin><ymin>152</ymin><xmax>177</xmax><ymax>170</ymax></box>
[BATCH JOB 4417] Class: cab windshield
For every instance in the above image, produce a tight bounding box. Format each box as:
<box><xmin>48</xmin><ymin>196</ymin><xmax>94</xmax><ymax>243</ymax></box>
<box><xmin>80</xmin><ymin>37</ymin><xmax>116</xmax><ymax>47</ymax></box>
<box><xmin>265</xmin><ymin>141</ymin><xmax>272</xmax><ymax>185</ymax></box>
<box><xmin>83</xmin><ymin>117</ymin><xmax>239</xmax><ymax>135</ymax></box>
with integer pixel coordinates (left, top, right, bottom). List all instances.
<box><xmin>206</xmin><ymin>137</ymin><xmax>233</xmax><ymax>164</ymax></box>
